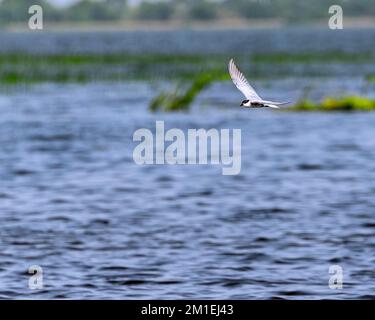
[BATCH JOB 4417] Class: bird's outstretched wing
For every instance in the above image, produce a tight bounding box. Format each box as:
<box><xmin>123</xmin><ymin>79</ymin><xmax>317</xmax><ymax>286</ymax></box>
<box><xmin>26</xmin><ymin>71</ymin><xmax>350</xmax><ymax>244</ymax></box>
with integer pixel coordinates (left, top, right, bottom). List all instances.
<box><xmin>228</xmin><ymin>59</ymin><xmax>261</xmax><ymax>101</ymax></box>
<box><xmin>257</xmin><ymin>100</ymin><xmax>290</xmax><ymax>105</ymax></box>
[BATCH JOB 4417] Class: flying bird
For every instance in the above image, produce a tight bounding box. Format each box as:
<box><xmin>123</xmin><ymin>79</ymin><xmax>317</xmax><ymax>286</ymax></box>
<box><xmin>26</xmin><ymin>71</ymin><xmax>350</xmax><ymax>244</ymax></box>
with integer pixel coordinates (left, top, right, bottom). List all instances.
<box><xmin>228</xmin><ymin>59</ymin><xmax>288</xmax><ymax>109</ymax></box>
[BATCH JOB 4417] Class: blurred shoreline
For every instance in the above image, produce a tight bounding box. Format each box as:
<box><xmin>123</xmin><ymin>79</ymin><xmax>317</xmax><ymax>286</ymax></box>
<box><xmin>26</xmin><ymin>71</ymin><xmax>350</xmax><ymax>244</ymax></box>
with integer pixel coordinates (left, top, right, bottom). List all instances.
<box><xmin>3</xmin><ymin>17</ymin><xmax>375</xmax><ymax>32</ymax></box>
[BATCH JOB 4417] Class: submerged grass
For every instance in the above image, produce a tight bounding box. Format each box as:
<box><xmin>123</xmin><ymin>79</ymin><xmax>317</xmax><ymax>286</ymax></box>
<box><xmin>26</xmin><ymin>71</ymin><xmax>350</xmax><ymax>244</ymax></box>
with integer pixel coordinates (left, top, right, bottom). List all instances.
<box><xmin>289</xmin><ymin>96</ymin><xmax>375</xmax><ymax>112</ymax></box>
<box><xmin>150</xmin><ymin>71</ymin><xmax>229</xmax><ymax>112</ymax></box>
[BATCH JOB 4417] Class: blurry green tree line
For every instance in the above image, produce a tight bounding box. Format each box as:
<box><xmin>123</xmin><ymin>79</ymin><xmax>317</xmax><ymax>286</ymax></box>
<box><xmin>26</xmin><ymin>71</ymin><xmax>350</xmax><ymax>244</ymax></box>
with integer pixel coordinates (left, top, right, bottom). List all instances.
<box><xmin>0</xmin><ymin>0</ymin><xmax>374</xmax><ymax>25</ymax></box>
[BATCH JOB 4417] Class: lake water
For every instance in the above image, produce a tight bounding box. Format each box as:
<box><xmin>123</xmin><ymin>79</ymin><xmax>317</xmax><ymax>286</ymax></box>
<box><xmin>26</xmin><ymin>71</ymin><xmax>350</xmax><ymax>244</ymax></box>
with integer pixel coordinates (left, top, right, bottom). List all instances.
<box><xmin>0</xmin><ymin>29</ymin><xmax>375</xmax><ymax>299</ymax></box>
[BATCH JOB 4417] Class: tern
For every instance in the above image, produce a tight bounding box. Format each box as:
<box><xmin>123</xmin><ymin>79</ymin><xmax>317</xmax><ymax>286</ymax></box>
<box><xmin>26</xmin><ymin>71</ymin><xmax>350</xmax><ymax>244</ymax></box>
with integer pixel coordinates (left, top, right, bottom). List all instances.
<box><xmin>228</xmin><ymin>59</ymin><xmax>289</xmax><ymax>109</ymax></box>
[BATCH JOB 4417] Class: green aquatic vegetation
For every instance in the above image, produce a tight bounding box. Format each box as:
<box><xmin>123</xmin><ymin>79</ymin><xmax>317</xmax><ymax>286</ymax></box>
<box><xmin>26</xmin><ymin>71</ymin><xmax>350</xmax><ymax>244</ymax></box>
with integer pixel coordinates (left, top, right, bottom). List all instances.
<box><xmin>252</xmin><ymin>51</ymin><xmax>374</xmax><ymax>64</ymax></box>
<box><xmin>150</xmin><ymin>71</ymin><xmax>229</xmax><ymax>112</ymax></box>
<box><xmin>289</xmin><ymin>99</ymin><xmax>317</xmax><ymax>111</ymax></box>
<box><xmin>290</xmin><ymin>96</ymin><xmax>375</xmax><ymax>112</ymax></box>
<box><xmin>0</xmin><ymin>51</ymin><xmax>373</xmax><ymax>85</ymax></box>
<box><xmin>0</xmin><ymin>53</ymin><xmax>227</xmax><ymax>84</ymax></box>
<box><xmin>0</xmin><ymin>69</ymin><xmax>89</xmax><ymax>84</ymax></box>
<box><xmin>0</xmin><ymin>53</ymin><xmax>209</xmax><ymax>66</ymax></box>
<box><xmin>366</xmin><ymin>74</ymin><xmax>375</xmax><ymax>83</ymax></box>
<box><xmin>2</xmin><ymin>72</ymin><xmax>22</xmax><ymax>85</ymax></box>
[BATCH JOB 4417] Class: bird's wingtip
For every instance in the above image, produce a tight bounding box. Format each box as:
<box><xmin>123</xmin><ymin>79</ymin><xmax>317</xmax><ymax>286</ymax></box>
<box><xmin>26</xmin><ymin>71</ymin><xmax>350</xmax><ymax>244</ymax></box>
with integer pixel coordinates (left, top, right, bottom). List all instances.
<box><xmin>228</xmin><ymin>58</ymin><xmax>234</xmax><ymax>72</ymax></box>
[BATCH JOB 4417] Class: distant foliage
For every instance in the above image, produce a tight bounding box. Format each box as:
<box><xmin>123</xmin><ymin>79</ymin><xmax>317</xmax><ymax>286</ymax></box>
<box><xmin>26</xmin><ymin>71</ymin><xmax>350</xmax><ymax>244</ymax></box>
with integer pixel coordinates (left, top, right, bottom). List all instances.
<box><xmin>0</xmin><ymin>0</ymin><xmax>374</xmax><ymax>25</ymax></box>
<box><xmin>188</xmin><ymin>1</ymin><xmax>217</xmax><ymax>21</ymax></box>
<box><xmin>135</xmin><ymin>2</ymin><xmax>174</xmax><ymax>21</ymax></box>
<box><xmin>229</xmin><ymin>0</ymin><xmax>277</xmax><ymax>19</ymax></box>
<box><xmin>0</xmin><ymin>0</ymin><xmax>61</xmax><ymax>23</ymax></box>
<box><xmin>63</xmin><ymin>0</ymin><xmax>123</xmax><ymax>21</ymax></box>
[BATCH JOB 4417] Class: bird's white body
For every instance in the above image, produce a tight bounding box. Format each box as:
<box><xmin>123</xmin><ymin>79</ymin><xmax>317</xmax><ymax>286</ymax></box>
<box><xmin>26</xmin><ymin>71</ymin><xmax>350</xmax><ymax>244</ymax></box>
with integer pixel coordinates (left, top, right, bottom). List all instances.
<box><xmin>240</xmin><ymin>100</ymin><xmax>280</xmax><ymax>109</ymax></box>
<box><xmin>228</xmin><ymin>59</ymin><xmax>289</xmax><ymax>109</ymax></box>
